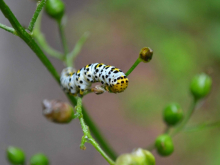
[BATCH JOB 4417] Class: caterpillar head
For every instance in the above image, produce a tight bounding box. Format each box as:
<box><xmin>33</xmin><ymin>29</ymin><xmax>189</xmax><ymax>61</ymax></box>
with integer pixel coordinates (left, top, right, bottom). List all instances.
<box><xmin>109</xmin><ymin>75</ymin><xmax>129</xmax><ymax>93</ymax></box>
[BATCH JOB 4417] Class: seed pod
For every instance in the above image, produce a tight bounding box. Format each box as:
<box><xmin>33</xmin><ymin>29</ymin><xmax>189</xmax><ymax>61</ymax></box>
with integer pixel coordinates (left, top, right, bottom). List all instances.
<box><xmin>45</xmin><ymin>0</ymin><xmax>65</xmax><ymax>20</ymax></box>
<box><xmin>132</xmin><ymin>148</ymin><xmax>155</xmax><ymax>165</ymax></box>
<box><xmin>139</xmin><ymin>47</ymin><xmax>153</xmax><ymax>63</ymax></box>
<box><xmin>163</xmin><ymin>103</ymin><xmax>183</xmax><ymax>126</ymax></box>
<box><xmin>155</xmin><ymin>134</ymin><xmax>174</xmax><ymax>156</ymax></box>
<box><xmin>190</xmin><ymin>73</ymin><xmax>212</xmax><ymax>100</ymax></box>
<box><xmin>115</xmin><ymin>154</ymin><xmax>145</xmax><ymax>165</ymax></box>
<box><xmin>6</xmin><ymin>146</ymin><xmax>25</xmax><ymax>165</ymax></box>
<box><xmin>42</xmin><ymin>99</ymin><xmax>74</xmax><ymax>124</ymax></box>
<box><xmin>30</xmin><ymin>153</ymin><xmax>49</xmax><ymax>165</ymax></box>
<box><xmin>115</xmin><ymin>149</ymin><xmax>155</xmax><ymax>165</ymax></box>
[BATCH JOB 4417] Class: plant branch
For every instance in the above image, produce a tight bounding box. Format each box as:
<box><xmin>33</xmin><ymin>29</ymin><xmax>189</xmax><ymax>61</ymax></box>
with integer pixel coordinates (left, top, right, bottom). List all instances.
<box><xmin>0</xmin><ymin>0</ymin><xmax>117</xmax><ymax>160</ymax></box>
<box><xmin>67</xmin><ymin>95</ymin><xmax>117</xmax><ymax>160</ymax></box>
<box><xmin>0</xmin><ymin>0</ymin><xmax>116</xmax><ymax>159</ymax></box>
<box><xmin>33</xmin><ymin>12</ymin><xmax>63</xmax><ymax>60</ymax></box>
<box><xmin>28</xmin><ymin>0</ymin><xmax>46</xmax><ymax>32</ymax></box>
<box><xmin>125</xmin><ymin>58</ymin><xmax>141</xmax><ymax>76</ymax></box>
<box><xmin>171</xmin><ymin>98</ymin><xmax>199</xmax><ymax>136</ymax></box>
<box><xmin>66</xmin><ymin>32</ymin><xmax>90</xmax><ymax>67</ymax></box>
<box><xmin>146</xmin><ymin>99</ymin><xmax>199</xmax><ymax>151</ymax></box>
<box><xmin>58</xmin><ymin>18</ymin><xmax>68</xmax><ymax>59</ymax></box>
<box><xmin>76</xmin><ymin>97</ymin><xmax>115</xmax><ymax>165</ymax></box>
<box><xmin>183</xmin><ymin>121</ymin><xmax>220</xmax><ymax>132</ymax></box>
<box><xmin>0</xmin><ymin>23</ymin><xmax>16</xmax><ymax>35</ymax></box>
<box><xmin>0</xmin><ymin>0</ymin><xmax>60</xmax><ymax>82</ymax></box>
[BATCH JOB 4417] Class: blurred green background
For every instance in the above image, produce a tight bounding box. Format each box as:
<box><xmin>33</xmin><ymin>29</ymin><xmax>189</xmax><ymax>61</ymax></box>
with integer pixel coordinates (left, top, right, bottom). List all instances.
<box><xmin>1</xmin><ymin>0</ymin><xmax>220</xmax><ymax>164</ymax></box>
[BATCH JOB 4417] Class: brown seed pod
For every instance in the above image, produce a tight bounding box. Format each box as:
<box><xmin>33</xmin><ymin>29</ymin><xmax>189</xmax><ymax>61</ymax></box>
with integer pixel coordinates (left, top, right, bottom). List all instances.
<box><xmin>42</xmin><ymin>100</ymin><xmax>74</xmax><ymax>124</ymax></box>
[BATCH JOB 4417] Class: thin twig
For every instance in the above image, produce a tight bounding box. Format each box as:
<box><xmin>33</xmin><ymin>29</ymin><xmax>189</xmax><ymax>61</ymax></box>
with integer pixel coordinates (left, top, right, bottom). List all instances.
<box><xmin>0</xmin><ymin>23</ymin><xmax>16</xmax><ymax>35</ymax></box>
<box><xmin>33</xmin><ymin>11</ymin><xmax>64</xmax><ymax>60</ymax></box>
<box><xmin>125</xmin><ymin>58</ymin><xmax>141</xmax><ymax>76</ymax></box>
<box><xmin>66</xmin><ymin>32</ymin><xmax>90</xmax><ymax>67</ymax></box>
<box><xmin>76</xmin><ymin>97</ymin><xmax>115</xmax><ymax>165</ymax></box>
<box><xmin>28</xmin><ymin>0</ymin><xmax>46</xmax><ymax>32</ymax></box>
<box><xmin>58</xmin><ymin>18</ymin><xmax>68</xmax><ymax>58</ymax></box>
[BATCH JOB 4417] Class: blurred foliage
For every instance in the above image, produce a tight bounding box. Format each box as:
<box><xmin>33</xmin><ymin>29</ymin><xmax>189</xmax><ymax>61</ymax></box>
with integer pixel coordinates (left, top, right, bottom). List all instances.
<box><xmin>65</xmin><ymin>0</ymin><xmax>220</xmax><ymax>164</ymax></box>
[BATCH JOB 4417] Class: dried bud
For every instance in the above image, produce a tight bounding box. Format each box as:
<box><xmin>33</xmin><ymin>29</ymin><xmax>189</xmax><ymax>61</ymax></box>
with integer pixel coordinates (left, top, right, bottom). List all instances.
<box><xmin>42</xmin><ymin>100</ymin><xmax>74</xmax><ymax>124</ymax></box>
<box><xmin>139</xmin><ymin>47</ymin><xmax>153</xmax><ymax>63</ymax></box>
<box><xmin>91</xmin><ymin>85</ymin><xmax>106</xmax><ymax>95</ymax></box>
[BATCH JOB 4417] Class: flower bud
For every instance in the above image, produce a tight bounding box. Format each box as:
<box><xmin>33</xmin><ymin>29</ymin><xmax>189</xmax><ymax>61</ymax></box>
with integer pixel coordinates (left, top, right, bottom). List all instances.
<box><xmin>163</xmin><ymin>103</ymin><xmax>183</xmax><ymax>126</ymax></box>
<box><xmin>45</xmin><ymin>0</ymin><xmax>65</xmax><ymax>20</ymax></box>
<box><xmin>115</xmin><ymin>149</ymin><xmax>155</xmax><ymax>165</ymax></box>
<box><xmin>190</xmin><ymin>73</ymin><xmax>212</xmax><ymax>100</ymax></box>
<box><xmin>115</xmin><ymin>154</ymin><xmax>145</xmax><ymax>165</ymax></box>
<box><xmin>30</xmin><ymin>153</ymin><xmax>49</xmax><ymax>165</ymax></box>
<box><xmin>132</xmin><ymin>148</ymin><xmax>155</xmax><ymax>165</ymax></box>
<box><xmin>155</xmin><ymin>134</ymin><xmax>174</xmax><ymax>156</ymax></box>
<box><xmin>42</xmin><ymin>100</ymin><xmax>74</xmax><ymax>124</ymax></box>
<box><xmin>139</xmin><ymin>47</ymin><xmax>153</xmax><ymax>63</ymax></box>
<box><xmin>6</xmin><ymin>146</ymin><xmax>25</xmax><ymax>165</ymax></box>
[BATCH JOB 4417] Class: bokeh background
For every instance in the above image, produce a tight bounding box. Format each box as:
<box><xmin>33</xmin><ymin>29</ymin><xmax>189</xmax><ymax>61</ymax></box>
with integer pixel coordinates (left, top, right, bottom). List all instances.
<box><xmin>1</xmin><ymin>0</ymin><xmax>220</xmax><ymax>164</ymax></box>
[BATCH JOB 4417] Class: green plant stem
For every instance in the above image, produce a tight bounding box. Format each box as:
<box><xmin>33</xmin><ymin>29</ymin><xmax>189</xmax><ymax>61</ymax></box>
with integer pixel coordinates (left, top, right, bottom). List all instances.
<box><xmin>0</xmin><ymin>0</ymin><xmax>117</xmax><ymax>161</ymax></box>
<box><xmin>76</xmin><ymin>97</ymin><xmax>115</xmax><ymax>165</ymax></box>
<box><xmin>184</xmin><ymin>121</ymin><xmax>220</xmax><ymax>132</ymax></box>
<box><xmin>66</xmin><ymin>32</ymin><xmax>90</xmax><ymax>67</ymax></box>
<box><xmin>146</xmin><ymin>126</ymin><xmax>170</xmax><ymax>151</ymax></box>
<box><xmin>125</xmin><ymin>58</ymin><xmax>141</xmax><ymax>76</ymax></box>
<box><xmin>146</xmin><ymin>100</ymin><xmax>198</xmax><ymax>151</ymax></box>
<box><xmin>28</xmin><ymin>0</ymin><xmax>46</xmax><ymax>32</ymax></box>
<box><xmin>57</xmin><ymin>18</ymin><xmax>68</xmax><ymax>59</ymax></box>
<box><xmin>0</xmin><ymin>23</ymin><xmax>16</xmax><ymax>35</ymax></box>
<box><xmin>67</xmin><ymin>95</ymin><xmax>117</xmax><ymax>160</ymax></box>
<box><xmin>0</xmin><ymin>0</ymin><xmax>60</xmax><ymax>82</ymax></box>
<box><xmin>33</xmin><ymin>11</ymin><xmax>64</xmax><ymax>60</ymax></box>
<box><xmin>171</xmin><ymin>98</ymin><xmax>198</xmax><ymax>136</ymax></box>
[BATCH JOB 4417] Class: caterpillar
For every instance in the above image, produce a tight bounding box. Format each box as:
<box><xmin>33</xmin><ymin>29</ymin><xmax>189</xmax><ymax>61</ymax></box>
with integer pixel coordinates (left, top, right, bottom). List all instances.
<box><xmin>60</xmin><ymin>63</ymin><xmax>129</xmax><ymax>95</ymax></box>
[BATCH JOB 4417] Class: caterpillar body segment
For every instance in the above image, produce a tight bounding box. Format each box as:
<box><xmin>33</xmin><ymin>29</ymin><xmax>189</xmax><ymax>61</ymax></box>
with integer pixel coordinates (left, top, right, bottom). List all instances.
<box><xmin>60</xmin><ymin>63</ymin><xmax>129</xmax><ymax>95</ymax></box>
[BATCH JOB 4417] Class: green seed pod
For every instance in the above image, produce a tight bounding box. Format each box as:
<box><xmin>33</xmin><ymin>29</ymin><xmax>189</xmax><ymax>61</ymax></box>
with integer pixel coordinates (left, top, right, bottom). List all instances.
<box><xmin>45</xmin><ymin>0</ymin><xmax>65</xmax><ymax>20</ymax></box>
<box><xmin>42</xmin><ymin>100</ymin><xmax>74</xmax><ymax>124</ymax></box>
<box><xmin>155</xmin><ymin>134</ymin><xmax>174</xmax><ymax>156</ymax></box>
<box><xmin>30</xmin><ymin>153</ymin><xmax>49</xmax><ymax>165</ymax></box>
<box><xmin>115</xmin><ymin>154</ymin><xmax>145</xmax><ymax>165</ymax></box>
<box><xmin>190</xmin><ymin>73</ymin><xmax>212</xmax><ymax>100</ymax></box>
<box><xmin>6</xmin><ymin>146</ymin><xmax>25</xmax><ymax>164</ymax></box>
<box><xmin>132</xmin><ymin>148</ymin><xmax>155</xmax><ymax>165</ymax></box>
<box><xmin>115</xmin><ymin>149</ymin><xmax>155</xmax><ymax>165</ymax></box>
<box><xmin>163</xmin><ymin>103</ymin><xmax>183</xmax><ymax>126</ymax></box>
<box><xmin>139</xmin><ymin>47</ymin><xmax>153</xmax><ymax>63</ymax></box>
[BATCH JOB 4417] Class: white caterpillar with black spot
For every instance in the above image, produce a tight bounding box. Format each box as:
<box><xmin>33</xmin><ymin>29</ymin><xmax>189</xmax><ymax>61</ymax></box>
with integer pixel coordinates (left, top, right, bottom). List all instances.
<box><xmin>60</xmin><ymin>63</ymin><xmax>129</xmax><ymax>95</ymax></box>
